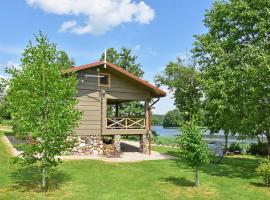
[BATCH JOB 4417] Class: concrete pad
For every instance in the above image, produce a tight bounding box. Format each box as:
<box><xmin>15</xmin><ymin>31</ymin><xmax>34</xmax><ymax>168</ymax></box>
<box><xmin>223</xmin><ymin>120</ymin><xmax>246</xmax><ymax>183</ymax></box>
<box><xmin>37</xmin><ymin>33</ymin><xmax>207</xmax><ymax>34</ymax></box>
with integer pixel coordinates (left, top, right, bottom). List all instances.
<box><xmin>2</xmin><ymin>135</ymin><xmax>176</xmax><ymax>163</ymax></box>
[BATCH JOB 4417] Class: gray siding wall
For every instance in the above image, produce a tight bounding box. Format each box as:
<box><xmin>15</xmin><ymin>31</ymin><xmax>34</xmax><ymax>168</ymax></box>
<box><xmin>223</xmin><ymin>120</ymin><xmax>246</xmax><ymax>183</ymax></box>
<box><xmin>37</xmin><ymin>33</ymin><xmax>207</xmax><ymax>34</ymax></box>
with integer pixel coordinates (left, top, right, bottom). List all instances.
<box><xmin>76</xmin><ymin>68</ymin><xmax>151</xmax><ymax>100</ymax></box>
<box><xmin>75</xmin><ymin>91</ymin><xmax>102</xmax><ymax>136</ymax></box>
<box><xmin>75</xmin><ymin>67</ymin><xmax>150</xmax><ymax>136</ymax></box>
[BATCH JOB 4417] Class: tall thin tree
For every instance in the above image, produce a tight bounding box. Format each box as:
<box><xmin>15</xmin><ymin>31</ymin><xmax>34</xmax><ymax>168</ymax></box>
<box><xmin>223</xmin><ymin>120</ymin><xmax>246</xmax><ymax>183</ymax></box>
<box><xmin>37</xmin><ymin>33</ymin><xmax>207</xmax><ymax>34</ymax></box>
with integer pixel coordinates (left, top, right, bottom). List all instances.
<box><xmin>7</xmin><ymin>32</ymin><xmax>81</xmax><ymax>190</ymax></box>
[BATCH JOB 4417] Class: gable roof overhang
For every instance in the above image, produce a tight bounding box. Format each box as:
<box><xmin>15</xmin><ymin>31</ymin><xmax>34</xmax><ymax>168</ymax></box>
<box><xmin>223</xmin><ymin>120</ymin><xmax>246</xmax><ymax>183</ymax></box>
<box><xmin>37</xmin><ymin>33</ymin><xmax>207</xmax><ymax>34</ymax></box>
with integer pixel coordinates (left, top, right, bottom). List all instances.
<box><xmin>64</xmin><ymin>61</ymin><xmax>166</xmax><ymax>98</ymax></box>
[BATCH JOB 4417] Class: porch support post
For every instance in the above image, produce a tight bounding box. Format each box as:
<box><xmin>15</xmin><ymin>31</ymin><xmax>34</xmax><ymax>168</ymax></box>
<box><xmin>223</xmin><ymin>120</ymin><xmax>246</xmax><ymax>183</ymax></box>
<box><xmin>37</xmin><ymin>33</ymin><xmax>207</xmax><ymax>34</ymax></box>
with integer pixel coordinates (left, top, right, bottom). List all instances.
<box><xmin>145</xmin><ymin>99</ymin><xmax>150</xmax><ymax>130</ymax></box>
<box><xmin>115</xmin><ymin>103</ymin><xmax>119</xmax><ymax>117</ymax></box>
<box><xmin>113</xmin><ymin>134</ymin><xmax>121</xmax><ymax>155</ymax></box>
<box><xmin>143</xmin><ymin>99</ymin><xmax>151</xmax><ymax>155</ymax></box>
<box><xmin>140</xmin><ymin>134</ymin><xmax>150</xmax><ymax>154</ymax></box>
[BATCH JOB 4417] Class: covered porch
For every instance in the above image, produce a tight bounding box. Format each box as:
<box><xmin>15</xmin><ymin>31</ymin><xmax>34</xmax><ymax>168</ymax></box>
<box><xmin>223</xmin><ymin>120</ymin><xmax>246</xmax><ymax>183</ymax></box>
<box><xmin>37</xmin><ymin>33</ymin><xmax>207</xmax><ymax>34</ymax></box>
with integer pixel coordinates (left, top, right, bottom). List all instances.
<box><xmin>102</xmin><ymin>98</ymin><xmax>151</xmax><ymax>154</ymax></box>
<box><xmin>103</xmin><ymin>98</ymin><xmax>150</xmax><ymax>135</ymax></box>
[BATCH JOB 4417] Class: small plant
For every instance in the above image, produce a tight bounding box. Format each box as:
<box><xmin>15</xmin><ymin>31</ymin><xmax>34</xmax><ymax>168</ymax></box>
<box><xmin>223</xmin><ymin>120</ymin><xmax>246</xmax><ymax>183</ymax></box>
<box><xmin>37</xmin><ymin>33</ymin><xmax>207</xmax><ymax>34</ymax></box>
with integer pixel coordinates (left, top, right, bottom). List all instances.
<box><xmin>228</xmin><ymin>143</ymin><xmax>241</xmax><ymax>152</ymax></box>
<box><xmin>256</xmin><ymin>159</ymin><xmax>270</xmax><ymax>187</ymax></box>
<box><xmin>178</xmin><ymin>121</ymin><xmax>210</xmax><ymax>187</ymax></box>
<box><xmin>248</xmin><ymin>143</ymin><xmax>268</xmax><ymax>156</ymax></box>
<box><xmin>151</xmin><ymin>130</ymin><xmax>159</xmax><ymax>137</ymax></box>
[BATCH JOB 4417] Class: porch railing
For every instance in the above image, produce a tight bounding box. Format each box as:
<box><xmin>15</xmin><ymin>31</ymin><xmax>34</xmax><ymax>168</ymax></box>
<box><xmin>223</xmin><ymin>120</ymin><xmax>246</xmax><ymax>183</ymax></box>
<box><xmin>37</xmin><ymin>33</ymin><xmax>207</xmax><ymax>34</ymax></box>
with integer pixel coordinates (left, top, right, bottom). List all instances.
<box><xmin>106</xmin><ymin>117</ymin><xmax>146</xmax><ymax>129</ymax></box>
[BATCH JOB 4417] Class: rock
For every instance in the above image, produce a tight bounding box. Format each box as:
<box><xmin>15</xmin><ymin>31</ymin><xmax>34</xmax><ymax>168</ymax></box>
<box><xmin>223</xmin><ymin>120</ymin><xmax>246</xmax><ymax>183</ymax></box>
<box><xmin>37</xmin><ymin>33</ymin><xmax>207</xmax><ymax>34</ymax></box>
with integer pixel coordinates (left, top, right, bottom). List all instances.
<box><xmin>79</xmin><ymin>143</ymin><xmax>86</xmax><ymax>147</ymax></box>
<box><xmin>92</xmin><ymin>150</ymin><xmax>99</xmax><ymax>155</ymax></box>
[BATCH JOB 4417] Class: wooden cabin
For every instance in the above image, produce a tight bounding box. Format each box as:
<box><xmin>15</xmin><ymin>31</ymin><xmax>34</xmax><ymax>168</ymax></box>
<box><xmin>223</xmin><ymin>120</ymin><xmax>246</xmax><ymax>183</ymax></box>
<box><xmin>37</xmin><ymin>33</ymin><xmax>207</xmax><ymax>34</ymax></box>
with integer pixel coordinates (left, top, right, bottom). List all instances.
<box><xmin>65</xmin><ymin>61</ymin><xmax>166</xmax><ymax>155</ymax></box>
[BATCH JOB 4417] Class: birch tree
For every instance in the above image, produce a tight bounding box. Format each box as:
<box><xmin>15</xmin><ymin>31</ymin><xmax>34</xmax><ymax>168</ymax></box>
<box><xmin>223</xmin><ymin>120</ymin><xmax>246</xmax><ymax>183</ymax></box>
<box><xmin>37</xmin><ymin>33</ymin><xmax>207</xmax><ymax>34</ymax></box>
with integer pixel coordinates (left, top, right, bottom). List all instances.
<box><xmin>7</xmin><ymin>32</ymin><xmax>81</xmax><ymax>191</ymax></box>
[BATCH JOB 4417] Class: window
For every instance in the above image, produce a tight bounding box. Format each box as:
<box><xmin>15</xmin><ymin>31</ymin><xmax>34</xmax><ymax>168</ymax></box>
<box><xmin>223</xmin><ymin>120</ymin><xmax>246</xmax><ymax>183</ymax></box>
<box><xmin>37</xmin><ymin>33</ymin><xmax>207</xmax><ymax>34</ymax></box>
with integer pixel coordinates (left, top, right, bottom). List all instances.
<box><xmin>98</xmin><ymin>73</ymin><xmax>110</xmax><ymax>87</ymax></box>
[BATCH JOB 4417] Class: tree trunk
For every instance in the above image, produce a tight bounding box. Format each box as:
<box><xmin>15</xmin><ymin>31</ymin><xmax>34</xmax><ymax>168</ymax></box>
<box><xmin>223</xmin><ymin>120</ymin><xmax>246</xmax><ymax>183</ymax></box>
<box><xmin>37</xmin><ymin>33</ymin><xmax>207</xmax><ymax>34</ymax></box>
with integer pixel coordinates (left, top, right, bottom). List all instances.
<box><xmin>42</xmin><ymin>167</ymin><xmax>47</xmax><ymax>191</ymax></box>
<box><xmin>256</xmin><ymin>134</ymin><xmax>262</xmax><ymax>144</ymax></box>
<box><xmin>224</xmin><ymin>132</ymin><xmax>228</xmax><ymax>152</ymax></box>
<box><xmin>267</xmin><ymin>134</ymin><xmax>270</xmax><ymax>158</ymax></box>
<box><xmin>194</xmin><ymin>166</ymin><xmax>199</xmax><ymax>187</ymax></box>
<box><xmin>215</xmin><ymin>131</ymin><xmax>229</xmax><ymax>164</ymax></box>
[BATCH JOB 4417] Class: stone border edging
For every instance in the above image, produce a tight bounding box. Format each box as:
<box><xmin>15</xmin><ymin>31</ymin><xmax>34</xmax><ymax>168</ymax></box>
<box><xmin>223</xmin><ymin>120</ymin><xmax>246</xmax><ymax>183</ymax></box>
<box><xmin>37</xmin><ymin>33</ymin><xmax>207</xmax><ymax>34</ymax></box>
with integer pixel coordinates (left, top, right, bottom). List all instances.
<box><xmin>2</xmin><ymin>134</ymin><xmax>22</xmax><ymax>156</ymax></box>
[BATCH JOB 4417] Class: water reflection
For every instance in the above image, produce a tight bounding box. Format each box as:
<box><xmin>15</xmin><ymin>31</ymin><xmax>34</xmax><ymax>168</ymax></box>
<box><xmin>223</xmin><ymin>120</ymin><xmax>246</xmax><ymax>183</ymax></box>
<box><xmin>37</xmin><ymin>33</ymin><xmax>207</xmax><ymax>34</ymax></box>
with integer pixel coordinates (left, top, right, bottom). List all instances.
<box><xmin>152</xmin><ymin>125</ymin><xmax>266</xmax><ymax>144</ymax></box>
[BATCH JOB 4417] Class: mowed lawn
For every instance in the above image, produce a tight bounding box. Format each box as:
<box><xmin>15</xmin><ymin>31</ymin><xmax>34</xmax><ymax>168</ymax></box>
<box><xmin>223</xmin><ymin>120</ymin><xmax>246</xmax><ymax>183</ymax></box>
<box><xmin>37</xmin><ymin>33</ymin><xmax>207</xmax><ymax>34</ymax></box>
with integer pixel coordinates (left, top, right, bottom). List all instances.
<box><xmin>0</xmin><ymin>132</ymin><xmax>270</xmax><ymax>200</ymax></box>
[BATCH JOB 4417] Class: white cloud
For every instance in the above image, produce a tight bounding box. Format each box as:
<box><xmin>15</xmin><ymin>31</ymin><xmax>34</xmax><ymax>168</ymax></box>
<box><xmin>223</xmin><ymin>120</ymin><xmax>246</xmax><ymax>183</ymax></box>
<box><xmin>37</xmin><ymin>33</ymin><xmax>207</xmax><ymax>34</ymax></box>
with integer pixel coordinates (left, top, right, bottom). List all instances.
<box><xmin>134</xmin><ymin>44</ymin><xmax>141</xmax><ymax>51</ymax></box>
<box><xmin>26</xmin><ymin>0</ymin><xmax>155</xmax><ymax>35</ymax></box>
<box><xmin>4</xmin><ymin>61</ymin><xmax>21</xmax><ymax>70</ymax></box>
<box><xmin>59</xmin><ymin>20</ymin><xmax>77</xmax><ymax>32</ymax></box>
<box><xmin>0</xmin><ymin>61</ymin><xmax>20</xmax><ymax>72</ymax></box>
<box><xmin>0</xmin><ymin>61</ymin><xmax>20</xmax><ymax>80</ymax></box>
<box><xmin>0</xmin><ymin>74</ymin><xmax>8</xmax><ymax>79</ymax></box>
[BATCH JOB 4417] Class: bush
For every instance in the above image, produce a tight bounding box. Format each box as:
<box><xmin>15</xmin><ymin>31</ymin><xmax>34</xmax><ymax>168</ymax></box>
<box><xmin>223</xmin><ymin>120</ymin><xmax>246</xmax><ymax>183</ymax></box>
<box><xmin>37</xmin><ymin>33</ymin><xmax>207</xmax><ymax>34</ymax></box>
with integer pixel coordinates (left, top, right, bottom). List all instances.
<box><xmin>0</xmin><ymin>101</ymin><xmax>11</xmax><ymax>122</ymax></box>
<box><xmin>256</xmin><ymin>159</ymin><xmax>270</xmax><ymax>187</ymax></box>
<box><xmin>248</xmin><ymin>143</ymin><xmax>268</xmax><ymax>156</ymax></box>
<box><xmin>228</xmin><ymin>143</ymin><xmax>242</xmax><ymax>152</ymax></box>
<box><xmin>151</xmin><ymin>130</ymin><xmax>159</xmax><ymax>137</ymax></box>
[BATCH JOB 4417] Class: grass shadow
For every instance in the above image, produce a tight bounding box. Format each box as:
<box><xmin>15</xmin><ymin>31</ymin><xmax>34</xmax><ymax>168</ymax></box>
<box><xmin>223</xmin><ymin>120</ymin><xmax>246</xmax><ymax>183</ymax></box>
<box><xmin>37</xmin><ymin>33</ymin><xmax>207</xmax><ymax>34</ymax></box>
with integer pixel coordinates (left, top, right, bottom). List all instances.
<box><xmin>164</xmin><ymin>150</ymin><xmax>180</xmax><ymax>158</ymax></box>
<box><xmin>163</xmin><ymin>176</ymin><xmax>195</xmax><ymax>187</ymax></box>
<box><xmin>250</xmin><ymin>181</ymin><xmax>269</xmax><ymax>188</ymax></box>
<box><xmin>198</xmin><ymin>156</ymin><xmax>261</xmax><ymax>180</ymax></box>
<box><xmin>9</xmin><ymin>165</ymin><xmax>71</xmax><ymax>192</ymax></box>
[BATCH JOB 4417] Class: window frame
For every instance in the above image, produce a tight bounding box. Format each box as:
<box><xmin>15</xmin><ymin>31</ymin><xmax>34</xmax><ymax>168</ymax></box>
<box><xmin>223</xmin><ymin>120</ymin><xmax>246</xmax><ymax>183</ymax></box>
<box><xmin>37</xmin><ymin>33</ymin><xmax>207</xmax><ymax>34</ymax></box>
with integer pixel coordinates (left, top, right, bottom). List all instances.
<box><xmin>98</xmin><ymin>73</ymin><xmax>111</xmax><ymax>87</ymax></box>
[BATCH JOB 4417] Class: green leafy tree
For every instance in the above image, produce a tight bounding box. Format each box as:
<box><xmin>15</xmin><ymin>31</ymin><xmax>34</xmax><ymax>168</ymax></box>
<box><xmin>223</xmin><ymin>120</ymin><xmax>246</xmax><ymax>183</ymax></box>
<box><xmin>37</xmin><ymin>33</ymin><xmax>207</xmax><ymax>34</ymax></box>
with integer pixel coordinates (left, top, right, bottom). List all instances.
<box><xmin>151</xmin><ymin>114</ymin><xmax>164</xmax><ymax>126</ymax></box>
<box><xmin>57</xmin><ymin>50</ymin><xmax>75</xmax><ymax>69</ymax></box>
<box><xmin>0</xmin><ymin>78</ymin><xmax>10</xmax><ymax>122</ymax></box>
<box><xmin>101</xmin><ymin>47</ymin><xmax>144</xmax><ymax>77</ymax></box>
<box><xmin>155</xmin><ymin>58</ymin><xmax>209</xmax><ymax>186</ymax></box>
<box><xmin>7</xmin><ymin>33</ymin><xmax>81</xmax><ymax>190</ymax></box>
<box><xmin>0</xmin><ymin>100</ymin><xmax>11</xmax><ymax>122</ymax></box>
<box><xmin>178</xmin><ymin>121</ymin><xmax>210</xmax><ymax>187</ymax></box>
<box><xmin>155</xmin><ymin>57</ymin><xmax>203</xmax><ymax>122</ymax></box>
<box><xmin>193</xmin><ymin>0</ymin><xmax>270</xmax><ymax>156</ymax></box>
<box><xmin>163</xmin><ymin>109</ymin><xmax>182</xmax><ymax>128</ymax></box>
<box><xmin>101</xmin><ymin>47</ymin><xmax>145</xmax><ymax>117</ymax></box>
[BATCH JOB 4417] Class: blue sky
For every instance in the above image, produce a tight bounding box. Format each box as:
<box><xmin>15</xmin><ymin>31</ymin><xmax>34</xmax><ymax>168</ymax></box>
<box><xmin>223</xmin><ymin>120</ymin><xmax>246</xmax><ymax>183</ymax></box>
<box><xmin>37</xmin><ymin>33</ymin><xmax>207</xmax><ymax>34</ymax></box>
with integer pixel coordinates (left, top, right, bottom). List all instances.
<box><xmin>0</xmin><ymin>0</ymin><xmax>213</xmax><ymax>114</ymax></box>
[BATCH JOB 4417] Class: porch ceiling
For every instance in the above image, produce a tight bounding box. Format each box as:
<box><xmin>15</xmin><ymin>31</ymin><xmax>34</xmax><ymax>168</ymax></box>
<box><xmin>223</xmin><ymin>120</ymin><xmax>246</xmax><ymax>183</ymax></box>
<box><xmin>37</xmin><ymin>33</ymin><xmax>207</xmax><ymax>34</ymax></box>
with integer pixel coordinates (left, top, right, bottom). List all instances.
<box><xmin>107</xmin><ymin>99</ymin><xmax>134</xmax><ymax>104</ymax></box>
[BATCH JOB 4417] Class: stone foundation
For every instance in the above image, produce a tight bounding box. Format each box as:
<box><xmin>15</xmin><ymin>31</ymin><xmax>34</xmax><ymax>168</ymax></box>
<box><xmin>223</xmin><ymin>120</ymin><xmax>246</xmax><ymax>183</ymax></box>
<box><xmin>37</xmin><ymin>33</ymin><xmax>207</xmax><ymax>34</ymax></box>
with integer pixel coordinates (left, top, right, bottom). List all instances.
<box><xmin>69</xmin><ymin>133</ymin><xmax>150</xmax><ymax>156</ymax></box>
<box><xmin>71</xmin><ymin>135</ymin><xmax>103</xmax><ymax>155</ymax></box>
<box><xmin>140</xmin><ymin>133</ymin><xmax>150</xmax><ymax>154</ymax></box>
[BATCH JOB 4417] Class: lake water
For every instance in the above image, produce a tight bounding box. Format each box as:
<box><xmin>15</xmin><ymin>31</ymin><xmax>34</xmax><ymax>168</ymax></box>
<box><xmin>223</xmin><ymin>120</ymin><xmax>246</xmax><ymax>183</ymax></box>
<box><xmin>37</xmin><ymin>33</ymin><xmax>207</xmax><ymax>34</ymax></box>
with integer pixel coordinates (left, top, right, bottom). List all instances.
<box><xmin>152</xmin><ymin>125</ymin><xmax>264</xmax><ymax>144</ymax></box>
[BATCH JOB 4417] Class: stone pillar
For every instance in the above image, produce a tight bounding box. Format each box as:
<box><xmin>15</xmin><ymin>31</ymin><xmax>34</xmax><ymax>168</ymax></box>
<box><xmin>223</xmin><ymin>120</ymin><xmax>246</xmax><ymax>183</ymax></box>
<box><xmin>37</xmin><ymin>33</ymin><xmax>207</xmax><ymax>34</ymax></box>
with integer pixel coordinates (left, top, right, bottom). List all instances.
<box><xmin>140</xmin><ymin>134</ymin><xmax>149</xmax><ymax>154</ymax></box>
<box><xmin>113</xmin><ymin>134</ymin><xmax>121</xmax><ymax>154</ymax></box>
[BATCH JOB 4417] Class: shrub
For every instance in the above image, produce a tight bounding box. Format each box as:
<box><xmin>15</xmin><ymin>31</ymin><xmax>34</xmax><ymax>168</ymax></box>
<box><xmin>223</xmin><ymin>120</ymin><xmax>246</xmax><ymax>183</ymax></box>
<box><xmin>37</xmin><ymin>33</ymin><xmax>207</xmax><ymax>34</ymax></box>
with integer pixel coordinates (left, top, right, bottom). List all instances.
<box><xmin>0</xmin><ymin>101</ymin><xmax>11</xmax><ymax>122</ymax></box>
<box><xmin>248</xmin><ymin>143</ymin><xmax>268</xmax><ymax>156</ymax></box>
<box><xmin>228</xmin><ymin>143</ymin><xmax>242</xmax><ymax>152</ymax></box>
<box><xmin>152</xmin><ymin>130</ymin><xmax>159</xmax><ymax>137</ymax></box>
<box><xmin>256</xmin><ymin>159</ymin><xmax>270</xmax><ymax>187</ymax></box>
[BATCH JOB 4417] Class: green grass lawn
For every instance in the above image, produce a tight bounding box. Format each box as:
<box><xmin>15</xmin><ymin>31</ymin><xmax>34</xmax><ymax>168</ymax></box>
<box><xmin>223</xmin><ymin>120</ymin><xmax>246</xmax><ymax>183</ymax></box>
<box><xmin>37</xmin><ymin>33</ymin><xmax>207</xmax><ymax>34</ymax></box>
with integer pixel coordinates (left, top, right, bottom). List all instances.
<box><xmin>0</xmin><ymin>132</ymin><xmax>269</xmax><ymax>200</ymax></box>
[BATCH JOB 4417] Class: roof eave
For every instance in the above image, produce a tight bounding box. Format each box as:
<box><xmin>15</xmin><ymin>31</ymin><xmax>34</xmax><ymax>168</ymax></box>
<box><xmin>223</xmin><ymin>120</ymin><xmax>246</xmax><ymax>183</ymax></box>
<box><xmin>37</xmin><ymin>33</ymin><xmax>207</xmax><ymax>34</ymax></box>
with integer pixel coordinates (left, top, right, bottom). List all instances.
<box><xmin>63</xmin><ymin>61</ymin><xmax>167</xmax><ymax>98</ymax></box>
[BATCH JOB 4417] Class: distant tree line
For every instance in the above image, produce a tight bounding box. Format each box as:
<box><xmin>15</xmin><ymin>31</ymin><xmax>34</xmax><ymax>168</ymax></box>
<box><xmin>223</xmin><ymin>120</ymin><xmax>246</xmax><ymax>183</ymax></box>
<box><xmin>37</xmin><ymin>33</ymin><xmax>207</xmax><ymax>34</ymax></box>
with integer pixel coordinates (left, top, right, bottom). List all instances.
<box><xmin>151</xmin><ymin>109</ymin><xmax>182</xmax><ymax>128</ymax></box>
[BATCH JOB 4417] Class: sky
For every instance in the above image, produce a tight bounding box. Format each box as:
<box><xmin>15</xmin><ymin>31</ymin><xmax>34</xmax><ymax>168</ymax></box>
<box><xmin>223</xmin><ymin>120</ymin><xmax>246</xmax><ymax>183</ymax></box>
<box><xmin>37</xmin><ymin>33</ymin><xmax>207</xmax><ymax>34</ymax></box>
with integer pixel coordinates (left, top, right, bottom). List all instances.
<box><xmin>0</xmin><ymin>0</ymin><xmax>213</xmax><ymax>115</ymax></box>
